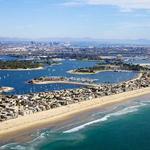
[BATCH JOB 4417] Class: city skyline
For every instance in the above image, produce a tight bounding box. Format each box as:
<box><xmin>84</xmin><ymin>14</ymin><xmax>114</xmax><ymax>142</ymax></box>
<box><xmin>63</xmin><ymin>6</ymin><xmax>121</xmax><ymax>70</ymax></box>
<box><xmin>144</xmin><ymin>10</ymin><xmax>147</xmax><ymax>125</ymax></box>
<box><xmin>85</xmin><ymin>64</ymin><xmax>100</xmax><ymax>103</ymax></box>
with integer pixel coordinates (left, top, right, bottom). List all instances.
<box><xmin>0</xmin><ymin>0</ymin><xmax>150</xmax><ymax>39</ymax></box>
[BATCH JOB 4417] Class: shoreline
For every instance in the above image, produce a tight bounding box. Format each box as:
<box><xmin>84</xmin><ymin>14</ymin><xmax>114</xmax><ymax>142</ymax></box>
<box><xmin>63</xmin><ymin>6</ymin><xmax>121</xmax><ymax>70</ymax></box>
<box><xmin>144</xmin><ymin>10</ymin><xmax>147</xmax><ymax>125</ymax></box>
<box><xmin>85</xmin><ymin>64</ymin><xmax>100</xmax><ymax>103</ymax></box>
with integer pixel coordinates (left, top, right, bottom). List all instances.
<box><xmin>67</xmin><ymin>69</ymin><xmax>133</xmax><ymax>75</ymax></box>
<box><xmin>29</xmin><ymin>80</ymin><xmax>96</xmax><ymax>86</ymax></box>
<box><xmin>67</xmin><ymin>69</ymin><xmax>106</xmax><ymax>75</ymax></box>
<box><xmin>119</xmin><ymin>72</ymin><xmax>142</xmax><ymax>84</ymax></box>
<box><xmin>50</xmin><ymin>62</ymin><xmax>62</xmax><ymax>66</ymax></box>
<box><xmin>0</xmin><ymin>87</ymin><xmax>14</xmax><ymax>93</ymax></box>
<box><xmin>0</xmin><ymin>87</ymin><xmax>150</xmax><ymax>138</ymax></box>
<box><xmin>0</xmin><ymin>66</ymin><xmax>44</xmax><ymax>71</ymax></box>
<box><xmin>29</xmin><ymin>72</ymin><xmax>141</xmax><ymax>86</ymax></box>
<box><xmin>0</xmin><ymin>62</ymin><xmax>62</xmax><ymax>71</ymax></box>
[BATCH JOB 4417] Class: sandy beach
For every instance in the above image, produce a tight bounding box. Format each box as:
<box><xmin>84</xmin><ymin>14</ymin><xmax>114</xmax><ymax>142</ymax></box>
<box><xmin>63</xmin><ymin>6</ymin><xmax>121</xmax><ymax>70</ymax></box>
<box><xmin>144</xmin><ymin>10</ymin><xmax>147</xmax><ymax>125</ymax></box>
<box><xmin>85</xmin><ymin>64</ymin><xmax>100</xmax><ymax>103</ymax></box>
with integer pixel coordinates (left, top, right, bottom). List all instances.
<box><xmin>0</xmin><ymin>87</ymin><xmax>14</xmax><ymax>93</ymax></box>
<box><xmin>0</xmin><ymin>86</ymin><xmax>150</xmax><ymax>138</ymax></box>
<box><xmin>0</xmin><ymin>66</ymin><xmax>44</xmax><ymax>71</ymax></box>
<box><xmin>30</xmin><ymin>80</ymin><xmax>95</xmax><ymax>86</ymax></box>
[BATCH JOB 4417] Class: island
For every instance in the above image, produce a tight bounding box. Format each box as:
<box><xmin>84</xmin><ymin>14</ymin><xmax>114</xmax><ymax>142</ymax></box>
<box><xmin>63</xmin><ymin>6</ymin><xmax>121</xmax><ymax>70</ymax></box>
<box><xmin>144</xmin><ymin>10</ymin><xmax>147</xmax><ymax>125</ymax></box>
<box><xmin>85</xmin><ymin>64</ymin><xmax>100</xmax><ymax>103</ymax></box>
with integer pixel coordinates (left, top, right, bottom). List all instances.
<box><xmin>68</xmin><ymin>62</ymin><xmax>149</xmax><ymax>74</ymax></box>
<box><xmin>0</xmin><ymin>60</ymin><xmax>60</xmax><ymax>70</ymax></box>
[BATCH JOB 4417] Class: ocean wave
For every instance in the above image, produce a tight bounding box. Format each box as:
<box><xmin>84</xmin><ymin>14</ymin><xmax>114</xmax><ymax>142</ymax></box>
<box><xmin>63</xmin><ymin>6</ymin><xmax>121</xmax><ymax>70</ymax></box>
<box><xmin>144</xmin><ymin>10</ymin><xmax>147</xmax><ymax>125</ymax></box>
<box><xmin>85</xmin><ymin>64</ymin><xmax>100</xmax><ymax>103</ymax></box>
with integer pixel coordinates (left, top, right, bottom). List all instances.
<box><xmin>0</xmin><ymin>143</ymin><xmax>38</xmax><ymax>150</ymax></box>
<box><xmin>0</xmin><ymin>131</ymin><xmax>46</xmax><ymax>150</ymax></box>
<box><xmin>63</xmin><ymin>102</ymin><xmax>146</xmax><ymax>133</ymax></box>
<box><xmin>0</xmin><ymin>143</ymin><xmax>26</xmax><ymax>150</ymax></box>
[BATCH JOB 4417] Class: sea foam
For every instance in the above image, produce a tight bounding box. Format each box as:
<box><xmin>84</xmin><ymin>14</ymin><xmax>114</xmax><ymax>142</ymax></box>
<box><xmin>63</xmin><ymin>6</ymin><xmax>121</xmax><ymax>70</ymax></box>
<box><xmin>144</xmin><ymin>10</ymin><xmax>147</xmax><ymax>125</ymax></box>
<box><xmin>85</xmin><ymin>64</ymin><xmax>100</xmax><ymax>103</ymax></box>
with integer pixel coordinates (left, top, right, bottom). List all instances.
<box><xmin>63</xmin><ymin>102</ymin><xmax>146</xmax><ymax>133</ymax></box>
<box><xmin>0</xmin><ymin>102</ymin><xmax>148</xmax><ymax>149</ymax></box>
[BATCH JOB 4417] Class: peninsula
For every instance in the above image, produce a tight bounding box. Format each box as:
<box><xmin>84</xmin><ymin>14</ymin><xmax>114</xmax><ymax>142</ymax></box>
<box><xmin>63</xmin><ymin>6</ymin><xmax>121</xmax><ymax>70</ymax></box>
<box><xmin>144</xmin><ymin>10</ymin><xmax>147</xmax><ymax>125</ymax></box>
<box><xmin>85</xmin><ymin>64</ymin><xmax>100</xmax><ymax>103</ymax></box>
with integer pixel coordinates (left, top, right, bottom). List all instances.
<box><xmin>0</xmin><ymin>87</ymin><xmax>14</xmax><ymax>93</ymax></box>
<box><xmin>0</xmin><ymin>60</ymin><xmax>59</xmax><ymax>70</ymax></box>
<box><xmin>68</xmin><ymin>62</ymin><xmax>149</xmax><ymax>74</ymax></box>
<box><xmin>28</xmin><ymin>76</ymin><xmax>97</xmax><ymax>86</ymax></box>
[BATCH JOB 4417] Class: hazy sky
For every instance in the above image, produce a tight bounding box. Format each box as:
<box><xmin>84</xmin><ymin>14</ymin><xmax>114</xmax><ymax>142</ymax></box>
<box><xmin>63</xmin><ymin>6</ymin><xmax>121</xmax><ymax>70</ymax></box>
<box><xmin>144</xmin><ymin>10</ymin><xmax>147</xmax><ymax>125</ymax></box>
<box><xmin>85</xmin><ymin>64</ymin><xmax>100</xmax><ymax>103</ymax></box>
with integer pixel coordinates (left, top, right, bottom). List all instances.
<box><xmin>0</xmin><ymin>0</ymin><xmax>150</xmax><ymax>39</ymax></box>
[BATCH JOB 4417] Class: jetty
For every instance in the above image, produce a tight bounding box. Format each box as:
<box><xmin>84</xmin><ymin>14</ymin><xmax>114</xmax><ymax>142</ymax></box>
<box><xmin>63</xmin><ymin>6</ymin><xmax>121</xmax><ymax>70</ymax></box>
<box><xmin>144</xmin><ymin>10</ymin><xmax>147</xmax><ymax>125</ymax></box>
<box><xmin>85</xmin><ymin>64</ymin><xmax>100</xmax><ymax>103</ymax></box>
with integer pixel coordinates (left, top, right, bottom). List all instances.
<box><xmin>28</xmin><ymin>76</ymin><xmax>97</xmax><ymax>86</ymax></box>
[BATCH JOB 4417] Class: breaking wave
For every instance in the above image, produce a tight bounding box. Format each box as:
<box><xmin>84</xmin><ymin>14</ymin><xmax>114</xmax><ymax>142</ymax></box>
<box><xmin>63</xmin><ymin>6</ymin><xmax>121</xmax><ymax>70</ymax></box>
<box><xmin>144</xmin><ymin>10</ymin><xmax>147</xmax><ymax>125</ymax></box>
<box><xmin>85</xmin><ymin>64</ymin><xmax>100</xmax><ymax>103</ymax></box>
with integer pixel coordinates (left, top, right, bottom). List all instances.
<box><xmin>63</xmin><ymin>102</ymin><xmax>146</xmax><ymax>133</ymax></box>
<box><xmin>0</xmin><ymin>99</ymin><xmax>149</xmax><ymax>150</ymax></box>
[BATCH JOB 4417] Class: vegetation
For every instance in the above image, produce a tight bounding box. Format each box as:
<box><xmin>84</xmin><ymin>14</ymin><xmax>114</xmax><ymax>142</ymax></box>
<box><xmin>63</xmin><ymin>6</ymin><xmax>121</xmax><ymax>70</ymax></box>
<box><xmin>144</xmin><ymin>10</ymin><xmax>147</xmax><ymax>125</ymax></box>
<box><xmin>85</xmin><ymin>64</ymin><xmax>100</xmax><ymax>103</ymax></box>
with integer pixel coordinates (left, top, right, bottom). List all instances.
<box><xmin>74</xmin><ymin>62</ymin><xmax>150</xmax><ymax>73</ymax></box>
<box><xmin>0</xmin><ymin>60</ymin><xmax>44</xmax><ymax>69</ymax></box>
<box><xmin>120</xmin><ymin>63</ymin><xmax>149</xmax><ymax>71</ymax></box>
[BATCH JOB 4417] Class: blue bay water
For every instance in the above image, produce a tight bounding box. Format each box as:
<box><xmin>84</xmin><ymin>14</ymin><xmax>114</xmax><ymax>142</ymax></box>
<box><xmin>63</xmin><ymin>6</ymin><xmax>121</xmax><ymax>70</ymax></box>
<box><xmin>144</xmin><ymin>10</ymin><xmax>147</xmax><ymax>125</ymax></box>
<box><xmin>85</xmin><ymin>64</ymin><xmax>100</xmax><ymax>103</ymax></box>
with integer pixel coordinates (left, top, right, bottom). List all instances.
<box><xmin>0</xmin><ymin>59</ymin><xmax>137</xmax><ymax>95</ymax></box>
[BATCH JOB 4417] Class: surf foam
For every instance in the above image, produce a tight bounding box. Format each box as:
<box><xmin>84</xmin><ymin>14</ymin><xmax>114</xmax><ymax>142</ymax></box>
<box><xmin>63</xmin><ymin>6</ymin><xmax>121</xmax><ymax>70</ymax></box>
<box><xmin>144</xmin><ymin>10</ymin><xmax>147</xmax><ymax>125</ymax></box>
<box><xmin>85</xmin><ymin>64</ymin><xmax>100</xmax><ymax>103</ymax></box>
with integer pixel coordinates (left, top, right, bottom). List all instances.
<box><xmin>64</xmin><ymin>102</ymin><xmax>146</xmax><ymax>133</ymax></box>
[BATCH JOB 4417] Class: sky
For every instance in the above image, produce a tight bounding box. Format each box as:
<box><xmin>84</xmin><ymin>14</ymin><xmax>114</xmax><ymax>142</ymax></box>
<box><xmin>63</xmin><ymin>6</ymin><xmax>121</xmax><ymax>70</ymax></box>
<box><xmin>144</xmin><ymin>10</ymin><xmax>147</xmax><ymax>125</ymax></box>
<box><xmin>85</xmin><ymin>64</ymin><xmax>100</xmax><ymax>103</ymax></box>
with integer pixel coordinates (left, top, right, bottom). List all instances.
<box><xmin>0</xmin><ymin>0</ymin><xmax>150</xmax><ymax>39</ymax></box>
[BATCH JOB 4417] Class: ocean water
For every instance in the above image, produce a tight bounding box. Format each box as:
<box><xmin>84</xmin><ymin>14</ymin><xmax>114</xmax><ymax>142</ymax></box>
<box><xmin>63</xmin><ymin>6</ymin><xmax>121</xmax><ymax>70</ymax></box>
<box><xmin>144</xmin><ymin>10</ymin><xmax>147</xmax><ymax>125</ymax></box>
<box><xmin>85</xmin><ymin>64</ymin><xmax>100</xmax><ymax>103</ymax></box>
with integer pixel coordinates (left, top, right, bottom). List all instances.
<box><xmin>0</xmin><ymin>59</ymin><xmax>137</xmax><ymax>95</ymax></box>
<box><xmin>1</xmin><ymin>94</ymin><xmax>150</xmax><ymax>150</ymax></box>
